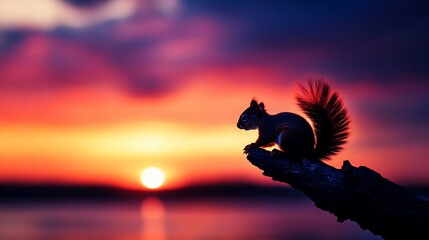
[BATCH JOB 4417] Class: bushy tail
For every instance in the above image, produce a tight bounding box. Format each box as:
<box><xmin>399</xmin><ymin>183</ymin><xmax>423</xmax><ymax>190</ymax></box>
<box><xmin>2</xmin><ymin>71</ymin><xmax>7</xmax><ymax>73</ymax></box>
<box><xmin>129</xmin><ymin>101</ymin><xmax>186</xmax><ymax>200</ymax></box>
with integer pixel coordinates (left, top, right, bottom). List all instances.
<box><xmin>296</xmin><ymin>79</ymin><xmax>350</xmax><ymax>160</ymax></box>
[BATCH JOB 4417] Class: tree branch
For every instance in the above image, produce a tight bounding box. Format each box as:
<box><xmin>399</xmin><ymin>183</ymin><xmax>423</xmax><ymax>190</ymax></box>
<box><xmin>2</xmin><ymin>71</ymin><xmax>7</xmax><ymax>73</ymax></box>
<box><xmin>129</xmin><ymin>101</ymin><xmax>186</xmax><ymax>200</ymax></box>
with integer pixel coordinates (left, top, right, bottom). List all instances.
<box><xmin>246</xmin><ymin>148</ymin><xmax>429</xmax><ymax>239</ymax></box>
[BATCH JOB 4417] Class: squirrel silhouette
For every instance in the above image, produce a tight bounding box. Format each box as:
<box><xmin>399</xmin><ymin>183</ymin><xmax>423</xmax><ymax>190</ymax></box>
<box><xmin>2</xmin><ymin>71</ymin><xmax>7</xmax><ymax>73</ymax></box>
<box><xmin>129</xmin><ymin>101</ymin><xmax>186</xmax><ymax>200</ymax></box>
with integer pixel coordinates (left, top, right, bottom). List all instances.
<box><xmin>237</xmin><ymin>80</ymin><xmax>350</xmax><ymax>161</ymax></box>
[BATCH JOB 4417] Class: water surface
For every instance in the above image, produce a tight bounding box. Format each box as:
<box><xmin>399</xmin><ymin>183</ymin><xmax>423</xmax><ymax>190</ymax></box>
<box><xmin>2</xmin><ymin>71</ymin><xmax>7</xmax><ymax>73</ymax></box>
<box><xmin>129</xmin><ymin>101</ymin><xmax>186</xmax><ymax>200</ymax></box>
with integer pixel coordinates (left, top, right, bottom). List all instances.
<box><xmin>0</xmin><ymin>197</ymin><xmax>382</xmax><ymax>240</ymax></box>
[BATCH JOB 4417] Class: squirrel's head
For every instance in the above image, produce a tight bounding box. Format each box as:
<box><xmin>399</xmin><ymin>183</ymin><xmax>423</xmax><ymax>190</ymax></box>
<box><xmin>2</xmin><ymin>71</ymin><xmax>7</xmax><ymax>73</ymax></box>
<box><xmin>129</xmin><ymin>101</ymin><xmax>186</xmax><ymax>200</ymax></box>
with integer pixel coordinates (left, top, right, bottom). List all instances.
<box><xmin>237</xmin><ymin>99</ymin><xmax>266</xmax><ymax>130</ymax></box>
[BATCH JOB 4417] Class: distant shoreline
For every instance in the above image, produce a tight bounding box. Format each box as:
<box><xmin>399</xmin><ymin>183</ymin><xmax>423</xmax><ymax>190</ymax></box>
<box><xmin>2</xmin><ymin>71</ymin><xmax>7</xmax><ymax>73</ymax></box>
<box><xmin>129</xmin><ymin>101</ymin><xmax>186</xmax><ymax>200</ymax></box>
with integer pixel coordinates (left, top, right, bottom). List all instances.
<box><xmin>1</xmin><ymin>182</ymin><xmax>428</xmax><ymax>203</ymax></box>
<box><xmin>0</xmin><ymin>182</ymin><xmax>302</xmax><ymax>203</ymax></box>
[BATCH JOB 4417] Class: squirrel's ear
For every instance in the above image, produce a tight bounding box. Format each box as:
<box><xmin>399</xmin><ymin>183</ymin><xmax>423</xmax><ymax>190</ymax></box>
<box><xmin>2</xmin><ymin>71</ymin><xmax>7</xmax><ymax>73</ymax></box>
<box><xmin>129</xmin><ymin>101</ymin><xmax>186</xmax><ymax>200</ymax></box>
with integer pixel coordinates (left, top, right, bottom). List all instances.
<box><xmin>250</xmin><ymin>99</ymin><xmax>258</xmax><ymax>107</ymax></box>
<box><xmin>258</xmin><ymin>102</ymin><xmax>265</xmax><ymax>111</ymax></box>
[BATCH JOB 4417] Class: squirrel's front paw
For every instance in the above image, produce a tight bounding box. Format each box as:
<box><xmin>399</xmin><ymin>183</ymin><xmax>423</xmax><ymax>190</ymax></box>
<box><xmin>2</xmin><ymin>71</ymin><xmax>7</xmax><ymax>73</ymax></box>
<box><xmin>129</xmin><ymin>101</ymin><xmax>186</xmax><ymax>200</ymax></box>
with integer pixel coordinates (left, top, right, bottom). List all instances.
<box><xmin>243</xmin><ymin>143</ymin><xmax>256</xmax><ymax>154</ymax></box>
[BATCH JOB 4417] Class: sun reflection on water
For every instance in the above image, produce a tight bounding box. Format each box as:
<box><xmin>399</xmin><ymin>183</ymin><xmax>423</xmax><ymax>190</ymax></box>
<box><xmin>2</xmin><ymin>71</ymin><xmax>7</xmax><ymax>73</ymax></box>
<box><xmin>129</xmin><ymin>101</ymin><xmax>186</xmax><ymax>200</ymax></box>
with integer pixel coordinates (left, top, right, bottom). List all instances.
<box><xmin>141</xmin><ymin>197</ymin><xmax>166</xmax><ymax>240</ymax></box>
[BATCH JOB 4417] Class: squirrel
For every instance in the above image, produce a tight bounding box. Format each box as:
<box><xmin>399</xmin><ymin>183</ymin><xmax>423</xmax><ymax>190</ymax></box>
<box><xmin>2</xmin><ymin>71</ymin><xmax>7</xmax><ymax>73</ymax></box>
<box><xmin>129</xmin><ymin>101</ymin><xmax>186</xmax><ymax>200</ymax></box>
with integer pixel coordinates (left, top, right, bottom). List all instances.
<box><xmin>237</xmin><ymin>80</ymin><xmax>350</xmax><ymax>161</ymax></box>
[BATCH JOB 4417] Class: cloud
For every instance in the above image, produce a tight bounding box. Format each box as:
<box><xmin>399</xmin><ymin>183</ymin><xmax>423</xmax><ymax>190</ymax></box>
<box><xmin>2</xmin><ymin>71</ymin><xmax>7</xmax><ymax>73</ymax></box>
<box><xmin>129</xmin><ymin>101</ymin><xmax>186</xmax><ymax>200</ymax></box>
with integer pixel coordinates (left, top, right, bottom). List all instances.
<box><xmin>63</xmin><ymin>0</ymin><xmax>111</xmax><ymax>8</ymax></box>
<box><xmin>0</xmin><ymin>0</ymin><xmax>427</xmax><ymax>97</ymax></box>
<box><xmin>184</xmin><ymin>0</ymin><xmax>429</xmax><ymax>84</ymax></box>
<box><xmin>0</xmin><ymin>3</ymin><xmax>228</xmax><ymax>97</ymax></box>
<box><xmin>0</xmin><ymin>0</ymin><xmax>135</xmax><ymax>29</ymax></box>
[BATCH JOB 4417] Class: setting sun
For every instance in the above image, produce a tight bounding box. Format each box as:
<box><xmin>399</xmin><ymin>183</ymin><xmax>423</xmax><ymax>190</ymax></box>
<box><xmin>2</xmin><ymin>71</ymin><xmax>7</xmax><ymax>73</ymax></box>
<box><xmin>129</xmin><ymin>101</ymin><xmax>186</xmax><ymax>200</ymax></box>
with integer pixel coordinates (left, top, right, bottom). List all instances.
<box><xmin>140</xmin><ymin>167</ymin><xmax>165</xmax><ymax>189</ymax></box>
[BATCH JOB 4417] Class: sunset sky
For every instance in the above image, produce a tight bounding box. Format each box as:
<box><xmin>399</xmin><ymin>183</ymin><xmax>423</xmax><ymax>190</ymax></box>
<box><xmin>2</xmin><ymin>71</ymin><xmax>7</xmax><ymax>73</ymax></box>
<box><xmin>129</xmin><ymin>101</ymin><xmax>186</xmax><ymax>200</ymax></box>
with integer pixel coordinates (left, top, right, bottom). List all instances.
<box><xmin>0</xmin><ymin>0</ymin><xmax>428</xmax><ymax>190</ymax></box>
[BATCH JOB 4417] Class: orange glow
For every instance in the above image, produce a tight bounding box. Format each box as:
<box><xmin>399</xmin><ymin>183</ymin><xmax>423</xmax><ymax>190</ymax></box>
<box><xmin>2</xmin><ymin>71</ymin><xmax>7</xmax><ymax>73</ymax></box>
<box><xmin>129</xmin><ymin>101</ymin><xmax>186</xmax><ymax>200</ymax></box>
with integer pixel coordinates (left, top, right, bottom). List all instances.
<box><xmin>0</xmin><ymin>108</ymin><xmax>261</xmax><ymax>189</ymax></box>
<box><xmin>1</xmin><ymin>77</ymin><xmax>429</xmax><ymax>188</ymax></box>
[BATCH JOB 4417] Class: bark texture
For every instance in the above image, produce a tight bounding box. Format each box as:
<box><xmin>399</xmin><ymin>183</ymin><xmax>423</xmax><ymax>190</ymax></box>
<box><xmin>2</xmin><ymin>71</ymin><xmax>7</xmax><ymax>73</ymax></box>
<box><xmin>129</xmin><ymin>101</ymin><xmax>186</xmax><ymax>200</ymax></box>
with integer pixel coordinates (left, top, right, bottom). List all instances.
<box><xmin>246</xmin><ymin>148</ymin><xmax>429</xmax><ymax>239</ymax></box>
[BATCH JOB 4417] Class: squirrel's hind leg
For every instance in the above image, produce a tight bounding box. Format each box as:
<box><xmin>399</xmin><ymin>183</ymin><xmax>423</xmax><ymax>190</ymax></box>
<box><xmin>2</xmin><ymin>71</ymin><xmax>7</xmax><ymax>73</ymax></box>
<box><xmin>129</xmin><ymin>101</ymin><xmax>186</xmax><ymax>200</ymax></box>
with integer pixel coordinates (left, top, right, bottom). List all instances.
<box><xmin>276</xmin><ymin>128</ymin><xmax>313</xmax><ymax>161</ymax></box>
<box><xmin>271</xmin><ymin>148</ymin><xmax>302</xmax><ymax>161</ymax></box>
